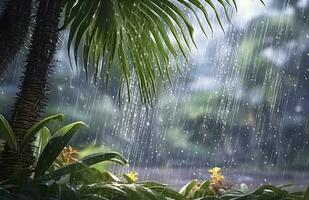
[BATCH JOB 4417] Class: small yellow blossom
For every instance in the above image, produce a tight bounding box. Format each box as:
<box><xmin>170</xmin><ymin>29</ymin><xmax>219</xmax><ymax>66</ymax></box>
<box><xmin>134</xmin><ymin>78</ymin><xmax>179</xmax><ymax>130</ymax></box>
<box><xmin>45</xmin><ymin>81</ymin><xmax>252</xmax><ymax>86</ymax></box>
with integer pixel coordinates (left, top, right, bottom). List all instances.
<box><xmin>212</xmin><ymin>174</ymin><xmax>224</xmax><ymax>184</ymax></box>
<box><xmin>126</xmin><ymin>171</ymin><xmax>138</xmax><ymax>182</ymax></box>
<box><xmin>58</xmin><ymin>146</ymin><xmax>79</xmax><ymax>164</ymax></box>
<box><xmin>208</xmin><ymin>167</ymin><xmax>224</xmax><ymax>194</ymax></box>
<box><xmin>208</xmin><ymin>167</ymin><xmax>221</xmax><ymax>175</ymax></box>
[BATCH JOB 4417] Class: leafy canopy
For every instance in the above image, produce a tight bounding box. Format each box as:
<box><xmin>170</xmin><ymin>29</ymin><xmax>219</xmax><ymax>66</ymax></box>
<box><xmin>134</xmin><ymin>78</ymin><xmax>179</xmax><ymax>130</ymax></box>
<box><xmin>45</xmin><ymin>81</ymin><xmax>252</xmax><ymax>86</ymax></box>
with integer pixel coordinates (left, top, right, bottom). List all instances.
<box><xmin>63</xmin><ymin>0</ymin><xmax>237</xmax><ymax>104</ymax></box>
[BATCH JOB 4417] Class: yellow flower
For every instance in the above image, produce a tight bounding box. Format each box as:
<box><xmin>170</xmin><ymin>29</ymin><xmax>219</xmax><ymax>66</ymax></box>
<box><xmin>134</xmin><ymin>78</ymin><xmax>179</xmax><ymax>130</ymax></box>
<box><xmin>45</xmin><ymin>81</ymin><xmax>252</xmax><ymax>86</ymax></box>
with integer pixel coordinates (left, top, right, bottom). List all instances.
<box><xmin>208</xmin><ymin>167</ymin><xmax>221</xmax><ymax>175</ymax></box>
<box><xmin>126</xmin><ymin>171</ymin><xmax>138</xmax><ymax>182</ymax></box>
<box><xmin>59</xmin><ymin>146</ymin><xmax>79</xmax><ymax>164</ymax></box>
<box><xmin>212</xmin><ymin>174</ymin><xmax>224</xmax><ymax>183</ymax></box>
<box><xmin>208</xmin><ymin>167</ymin><xmax>224</xmax><ymax>194</ymax></box>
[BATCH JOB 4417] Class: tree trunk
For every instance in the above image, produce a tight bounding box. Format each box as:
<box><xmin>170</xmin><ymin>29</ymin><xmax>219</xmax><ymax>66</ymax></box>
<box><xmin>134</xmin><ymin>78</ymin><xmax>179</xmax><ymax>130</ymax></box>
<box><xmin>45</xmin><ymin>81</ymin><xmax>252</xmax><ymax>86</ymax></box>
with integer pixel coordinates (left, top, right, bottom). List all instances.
<box><xmin>0</xmin><ymin>0</ymin><xmax>32</xmax><ymax>78</ymax></box>
<box><xmin>0</xmin><ymin>0</ymin><xmax>64</xmax><ymax>180</ymax></box>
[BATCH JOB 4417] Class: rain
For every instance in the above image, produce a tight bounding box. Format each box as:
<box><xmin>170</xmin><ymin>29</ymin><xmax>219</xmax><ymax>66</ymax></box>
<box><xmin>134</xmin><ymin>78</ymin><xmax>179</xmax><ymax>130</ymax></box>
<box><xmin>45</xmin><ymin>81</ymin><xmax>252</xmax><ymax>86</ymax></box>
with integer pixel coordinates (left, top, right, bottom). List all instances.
<box><xmin>0</xmin><ymin>0</ymin><xmax>308</xmax><ymax>193</ymax></box>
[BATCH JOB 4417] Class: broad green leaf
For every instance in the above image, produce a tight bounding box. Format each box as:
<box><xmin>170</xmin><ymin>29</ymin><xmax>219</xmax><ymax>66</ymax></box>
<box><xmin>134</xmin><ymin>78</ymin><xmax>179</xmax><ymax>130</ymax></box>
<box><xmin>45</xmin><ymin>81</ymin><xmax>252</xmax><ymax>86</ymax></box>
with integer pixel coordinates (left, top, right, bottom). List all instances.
<box><xmin>34</xmin><ymin>121</ymin><xmax>87</xmax><ymax>177</ymax></box>
<box><xmin>37</xmin><ymin>127</ymin><xmax>51</xmax><ymax>156</ymax></box>
<box><xmin>80</xmin><ymin>183</ymin><xmax>175</xmax><ymax>200</ymax></box>
<box><xmin>0</xmin><ymin>114</ymin><xmax>17</xmax><ymax>151</ymax></box>
<box><xmin>35</xmin><ymin>152</ymin><xmax>127</xmax><ymax>181</ymax></box>
<box><xmin>118</xmin><ymin>184</ymin><xmax>151</xmax><ymax>199</ymax></box>
<box><xmin>134</xmin><ymin>186</ymin><xmax>167</xmax><ymax>200</ymax></box>
<box><xmin>80</xmin><ymin>183</ymin><xmax>129</xmax><ymax>199</ymax></box>
<box><xmin>100</xmin><ymin>171</ymin><xmax>122</xmax><ymax>183</ymax></box>
<box><xmin>138</xmin><ymin>181</ymin><xmax>169</xmax><ymax>189</ymax></box>
<box><xmin>252</xmin><ymin>185</ymin><xmax>288</xmax><ymax>196</ymax></box>
<box><xmin>152</xmin><ymin>186</ymin><xmax>186</xmax><ymax>200</ymax></box>
<box><xmin>193</xmin><ymin>180</ymin><xmax>214</xmax><ymax>198</ymax></box>
<box><xmin>20</xmin><ymin>113</ymin><xmax>64</xmax><ymax>152</ymax></box>
<box><xmin>70</xmin><ymin>166</ymin><xmax>103</xmax><ymax>184</ymax></box>
<box><xmin>179</xmin><ymin>179</ymin><xmax>198</xmax><ymax>197</ymax></box>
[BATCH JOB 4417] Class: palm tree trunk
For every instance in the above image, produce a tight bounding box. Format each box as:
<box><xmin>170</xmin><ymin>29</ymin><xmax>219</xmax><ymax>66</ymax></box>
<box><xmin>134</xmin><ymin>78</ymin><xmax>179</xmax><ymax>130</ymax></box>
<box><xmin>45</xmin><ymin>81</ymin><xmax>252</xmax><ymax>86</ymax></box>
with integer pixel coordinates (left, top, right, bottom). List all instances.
<box><xmin>0</xmin><ymin>0</ymin><xmax>64</xmax><ymax>180</ymax></box>
<box><xmin>0</xmin><ymin>0</ymin><xmax>32</xmax><ymax>78</ymax></box>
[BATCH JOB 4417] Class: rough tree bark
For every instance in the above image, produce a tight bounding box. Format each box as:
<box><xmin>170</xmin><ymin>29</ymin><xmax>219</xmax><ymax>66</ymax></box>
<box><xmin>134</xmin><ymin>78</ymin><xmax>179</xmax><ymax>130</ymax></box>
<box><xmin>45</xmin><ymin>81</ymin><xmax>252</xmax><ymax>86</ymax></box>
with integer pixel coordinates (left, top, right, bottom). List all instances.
<box><xmin>0</xmin><ymin>0</ymin><xmax>64</xmax><ymax>180</ymax></box>
<box><xmin>0</xmin><ymin>0</ymin><xmax>32</xmax><ymax>78</ymax></box>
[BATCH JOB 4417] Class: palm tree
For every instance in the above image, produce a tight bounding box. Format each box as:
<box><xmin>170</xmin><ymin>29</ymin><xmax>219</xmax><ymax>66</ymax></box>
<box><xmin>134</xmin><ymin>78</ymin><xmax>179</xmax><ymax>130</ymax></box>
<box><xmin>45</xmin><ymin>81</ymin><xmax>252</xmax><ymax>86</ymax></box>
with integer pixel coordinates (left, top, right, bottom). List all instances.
<box><xmin>0</xmin><ymin>0</ymin><xmax>238</xmax><ymax>179</ymax></box>
<box><xmin>0</xmin><ymin>0</ymin><xmax>64</xmax><ymax>179</ymax></box>
<box><xmin>0</xmin><ymin>0</ymin><xmax>32</xmax><ymax>77</ymax></box>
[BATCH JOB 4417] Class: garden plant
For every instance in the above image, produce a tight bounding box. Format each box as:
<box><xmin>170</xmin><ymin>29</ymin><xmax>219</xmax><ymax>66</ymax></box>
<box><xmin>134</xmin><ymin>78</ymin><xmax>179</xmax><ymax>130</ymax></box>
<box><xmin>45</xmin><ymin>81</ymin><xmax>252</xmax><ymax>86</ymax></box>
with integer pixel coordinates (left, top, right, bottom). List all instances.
<box><xmin>1</xmin><ymin>114</ymin><xmax>308</xmax><ymax>199</ymax></box>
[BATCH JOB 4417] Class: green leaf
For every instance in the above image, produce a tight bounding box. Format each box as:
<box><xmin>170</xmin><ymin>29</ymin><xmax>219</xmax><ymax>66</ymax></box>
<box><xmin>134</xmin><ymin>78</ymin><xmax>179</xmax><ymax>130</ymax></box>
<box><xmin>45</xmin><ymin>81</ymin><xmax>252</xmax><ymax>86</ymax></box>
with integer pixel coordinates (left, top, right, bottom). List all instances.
<box><xmin>70</xmin><ymin>167</ymin><xmax>103</xmax><ymax>184</ymax></box>
<box><xmin>304</xmin><ymin>187</ymin><xmax>309</xmax><ymax>200</ymax></box>
<box><xmin>79</xmin><ymin>183</ymin><xmax>178</xmax><ymax>200</ymax></box>
<box><xmin>35</xmin><ymin>152</ymin><xmax>127</xmax><ymax>181</ymax></box>
<box><xmin>0</xmin><ymin>186</ymin><xmax>11</xmax><ymax>198</ymax></box>
<box><xmin>252</xmin><ymin>185</ymin><xmax>288</xmax><ymax>196</ymax></box>
<box><xmin>193</xmin><ymin>180</ymin><xmax>214</xmax><ymax>198</ymax></box>
<box><xmin>179</xmin><ymin>179</ymin><xmax>198</xmax><ymax>197</ymax></box>
<box><xmin>79</xmin><ymin>194</ymin><xmax>109</xmax><ymax>200</ymax></box>
<box><xmin>80</xmin><ymin>183</ymin><xmax>129</xmax><ymax>199</ymax></box>
<box><xmin>37</xmin><ymin>127</ymin><xmax>51</xmax><ymax>156</ymax></box>
<box><xmin>62</xmin><ymin>0</ymin><xmax>237</xmax><ymax>105</ymax></box>
<box><xmin>151</xmin><ymin>186</ymin><xmax>186</xmax><ymax>200</ymax></box>
<box><xmin>60</xmin><ymin>184</ymin><xmax>79</xmax><ymax>199</ymax></box>
<box><xmin>100</xmin><ymin>171</ymin><xmax>122</xmax><ymax>183</ymax></box>
<box><xmin>128</xmin><ymin>184</ymin><xmax>170</xmax><ymax>200</ymax></box>
<box><xmin>34</xmin><ymin>121</ymin><xmax>87</xmax><ymax>177</ymax></box>
<box><xmin>20</xmin><ymin>114</ymin><xmax>64</xmax><ymax>152</ymax></box>
<box><xmin>0</xmin><ymin>114</ymin><xmax>17</xmax><ymax>151</ymax></box>
<box><xmin>138</xmin><ymin>181</ymin><xmax>169</xmax><ymax>188</ymax></box>
<box><xmin>134</xmin><ymin>186</ymin><xmax>167</xmax><ymax>200</ymax></box>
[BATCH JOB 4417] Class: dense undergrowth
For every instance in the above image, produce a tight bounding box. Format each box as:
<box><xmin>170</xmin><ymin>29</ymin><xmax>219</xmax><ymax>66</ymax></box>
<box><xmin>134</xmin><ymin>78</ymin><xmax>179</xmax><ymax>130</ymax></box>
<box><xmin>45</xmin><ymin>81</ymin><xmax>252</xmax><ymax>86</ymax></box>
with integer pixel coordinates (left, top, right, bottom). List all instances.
<box><xmin>0</xmin><ymin>114</ymin><xmax>308</xmax><ymax>200</ymax></box>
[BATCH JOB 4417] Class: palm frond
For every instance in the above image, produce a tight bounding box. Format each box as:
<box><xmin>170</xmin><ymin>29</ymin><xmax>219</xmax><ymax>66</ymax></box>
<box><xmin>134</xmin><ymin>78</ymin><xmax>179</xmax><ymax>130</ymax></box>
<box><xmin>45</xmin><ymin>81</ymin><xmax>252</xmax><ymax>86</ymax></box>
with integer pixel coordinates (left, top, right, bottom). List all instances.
<box><xmin>63</xmin><ymin>0</ymin><xmax>235</xmax><ymax>104</ymax></box>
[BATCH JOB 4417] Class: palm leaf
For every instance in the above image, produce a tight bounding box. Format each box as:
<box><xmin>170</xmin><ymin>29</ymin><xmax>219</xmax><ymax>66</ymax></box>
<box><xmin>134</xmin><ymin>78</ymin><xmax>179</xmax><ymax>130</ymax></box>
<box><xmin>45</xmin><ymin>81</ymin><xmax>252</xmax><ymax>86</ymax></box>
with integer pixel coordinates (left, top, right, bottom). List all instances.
<box><xmin>62</xmin><ymin>0</ymin><xmax>234</xmax><ymax>103</ymax></box>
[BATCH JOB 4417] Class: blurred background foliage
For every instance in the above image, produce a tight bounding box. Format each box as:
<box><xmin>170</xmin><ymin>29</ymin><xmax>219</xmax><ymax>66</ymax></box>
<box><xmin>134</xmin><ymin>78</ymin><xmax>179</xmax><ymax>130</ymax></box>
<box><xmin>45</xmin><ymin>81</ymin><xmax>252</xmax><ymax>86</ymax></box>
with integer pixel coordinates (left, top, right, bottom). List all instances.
<box><xmin>154</xmin><ymin>0</ymin><xmax>309</xmax><ymax>171</ymax></box>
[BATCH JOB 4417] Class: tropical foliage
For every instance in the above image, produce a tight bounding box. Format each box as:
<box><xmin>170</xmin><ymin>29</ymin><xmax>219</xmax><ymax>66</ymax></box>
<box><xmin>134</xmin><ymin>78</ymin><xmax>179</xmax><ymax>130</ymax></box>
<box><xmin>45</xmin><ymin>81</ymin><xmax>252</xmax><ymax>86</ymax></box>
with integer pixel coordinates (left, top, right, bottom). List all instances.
<box><xmin>1</xmin><ymin>0</ymin><xmax>308</xmax><ymax>199</ymax></box>
<box><xmin>62</xmin><ymin>0</ymin><xmax>239</xmax><ymax>103</ymax></box>
<box><xmin>0</xmin><ymin>0</ymin><xmax>240</xmax><ymax>178</ymax></box>
<box><xmin>0</xmin><ymin>114</ymin><xmax>308</xmax><ymax>199</ymax></box>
